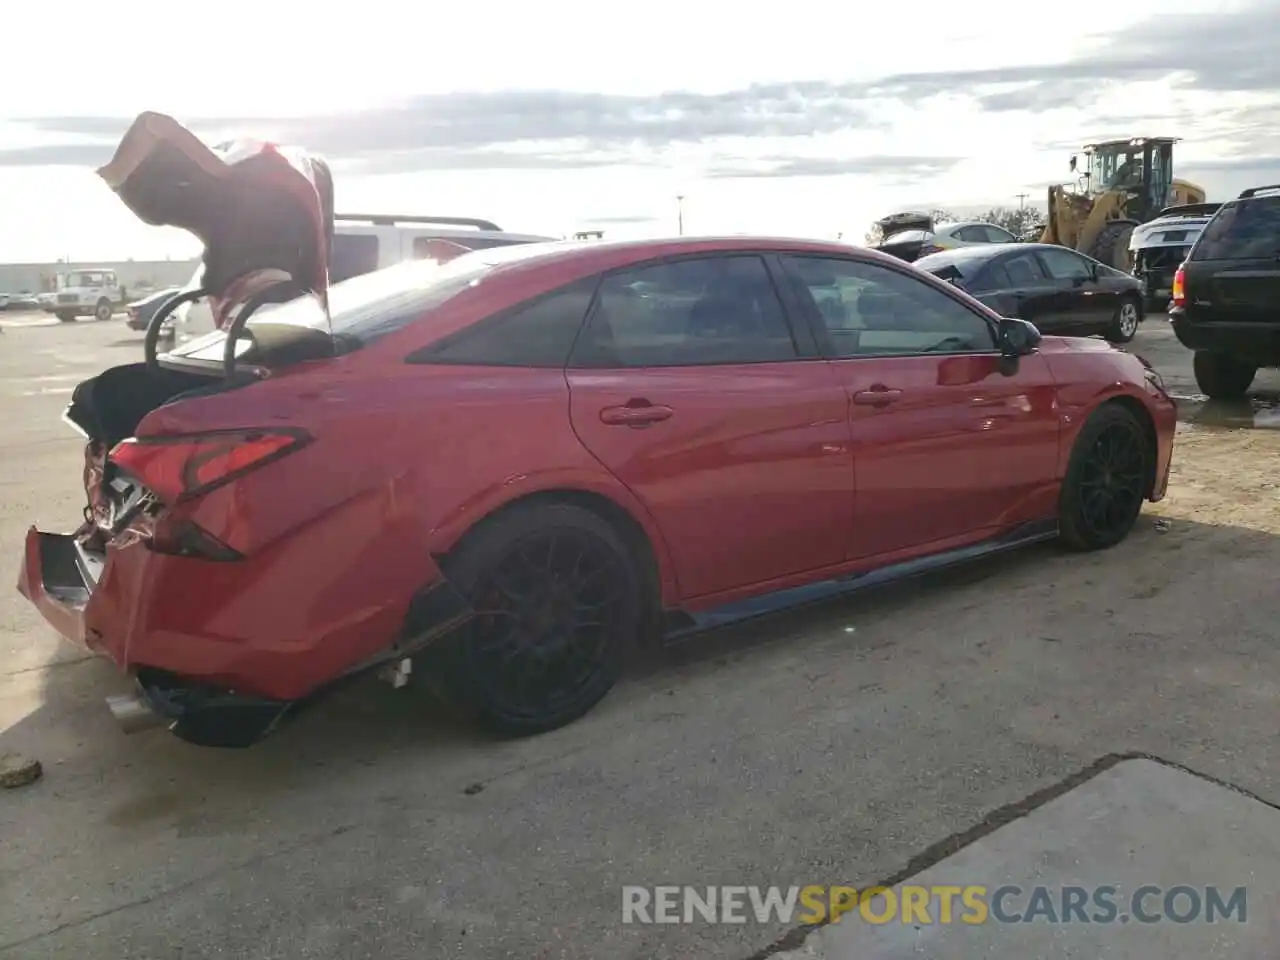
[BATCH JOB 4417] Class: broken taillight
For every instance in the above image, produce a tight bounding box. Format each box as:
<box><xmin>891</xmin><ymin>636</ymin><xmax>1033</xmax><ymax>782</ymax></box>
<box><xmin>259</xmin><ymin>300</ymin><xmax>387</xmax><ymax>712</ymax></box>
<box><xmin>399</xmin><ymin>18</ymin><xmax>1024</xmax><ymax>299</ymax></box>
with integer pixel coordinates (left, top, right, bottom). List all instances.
<box><xmin>109</xmin><ymin>428</ymin><xmax>310</xmax><ymax>503</ymax></box>
<box><xmin>1171</xmin><ymin>264</ymin><xmax>1186</xmax><ymax>307</ymax></box>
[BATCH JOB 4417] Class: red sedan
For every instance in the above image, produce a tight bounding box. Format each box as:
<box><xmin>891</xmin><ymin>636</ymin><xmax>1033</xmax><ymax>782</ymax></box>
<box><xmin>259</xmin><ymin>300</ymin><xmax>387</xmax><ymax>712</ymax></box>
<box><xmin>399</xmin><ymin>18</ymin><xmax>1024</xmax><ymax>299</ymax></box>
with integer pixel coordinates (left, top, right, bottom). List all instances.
<box><xmin>18</xmin><ymin>236</ymin><xmax>1177</xmax><ymax>747</ymax></box>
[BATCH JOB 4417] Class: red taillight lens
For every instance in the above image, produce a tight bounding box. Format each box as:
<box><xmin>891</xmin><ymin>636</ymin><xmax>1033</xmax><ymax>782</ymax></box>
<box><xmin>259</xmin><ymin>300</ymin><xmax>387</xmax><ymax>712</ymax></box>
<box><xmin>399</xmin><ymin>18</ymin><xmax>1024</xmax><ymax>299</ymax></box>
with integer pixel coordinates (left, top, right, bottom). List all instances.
<box><xmin>109</xmin><ymin>429</ymin><xmax>309</xmax><ymax>502</ymax></box>
<box><xmin>1171</xmin><ymin>264</ymin><xmax>1186</xmax><ymax>307</ymax></box>
<box><xmin>127</xmin><ymin>307</ymin><xmax>138</xmax><ymax>320</ymax></box>
<box><xmin>919</xmin><ymin>244</ymin><xmax>944</xmax><ymax>256</ymax></box>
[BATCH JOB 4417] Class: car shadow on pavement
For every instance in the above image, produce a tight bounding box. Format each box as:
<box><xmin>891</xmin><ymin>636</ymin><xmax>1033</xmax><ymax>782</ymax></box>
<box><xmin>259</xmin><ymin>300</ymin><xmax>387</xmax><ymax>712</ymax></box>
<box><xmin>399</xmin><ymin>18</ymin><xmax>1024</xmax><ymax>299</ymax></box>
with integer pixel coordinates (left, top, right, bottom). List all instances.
<box><xmin>4</xmin><ymin>512</ymin><xmax>1279</xmax><ymax>830</ymax></box>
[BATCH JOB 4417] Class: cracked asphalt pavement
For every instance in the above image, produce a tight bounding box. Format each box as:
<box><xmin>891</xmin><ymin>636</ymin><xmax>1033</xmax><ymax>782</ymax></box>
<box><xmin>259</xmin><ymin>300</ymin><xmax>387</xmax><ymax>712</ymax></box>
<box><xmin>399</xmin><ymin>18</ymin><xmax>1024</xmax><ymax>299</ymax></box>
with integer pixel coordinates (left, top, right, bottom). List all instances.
<box><xmin>2</xmin><ymin>316</ymin><xmax>1279</xmax><ymax>959</ymax></box>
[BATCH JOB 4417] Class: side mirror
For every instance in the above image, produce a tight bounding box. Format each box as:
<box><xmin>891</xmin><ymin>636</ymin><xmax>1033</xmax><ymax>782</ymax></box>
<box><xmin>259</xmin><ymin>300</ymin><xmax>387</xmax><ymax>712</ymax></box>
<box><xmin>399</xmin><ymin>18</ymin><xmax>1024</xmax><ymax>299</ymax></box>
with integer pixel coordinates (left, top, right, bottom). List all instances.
<box><xmin>996</xmin><ymin>317</ymin><xmax>1042</xmax><ymax>375</ymax></box>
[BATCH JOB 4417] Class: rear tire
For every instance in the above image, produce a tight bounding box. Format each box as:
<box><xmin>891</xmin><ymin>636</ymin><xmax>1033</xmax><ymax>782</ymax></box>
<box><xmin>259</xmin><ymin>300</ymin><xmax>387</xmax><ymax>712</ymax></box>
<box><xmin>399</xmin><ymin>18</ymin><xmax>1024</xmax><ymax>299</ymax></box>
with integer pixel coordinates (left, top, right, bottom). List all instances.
<box><xmin>1105</xmin><ymin>295</ymin><xmax>1141</xmax><ymax>343</ymax></box>
<box><xmin>1193</xmin><ymin>351</ymin><xmax>1256</xmax><ymax>400</ymax></box>
<box><xmin>1058</xmin><ymin>403</ymin><xmax>1149</xmax><ymax>551</ymax></box>
<box><xmin>1087</xmin><ymin>221</ymin><xmax>1136</xmax><ymax>272</ymax></box>
<box><xmin>426</xmin><ymin>502</ymin><xmax>642</xmax><ymax>736</ymax></box>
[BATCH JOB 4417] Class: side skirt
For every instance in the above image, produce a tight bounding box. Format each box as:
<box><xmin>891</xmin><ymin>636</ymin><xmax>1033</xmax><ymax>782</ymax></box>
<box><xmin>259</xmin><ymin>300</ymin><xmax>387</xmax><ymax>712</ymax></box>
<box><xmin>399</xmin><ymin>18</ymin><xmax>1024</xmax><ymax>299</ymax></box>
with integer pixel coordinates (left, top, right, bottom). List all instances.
<box><xmin>663</xmin><ymin>519</ymin><xmax>1060</xmax><ymax>639</ymax></box>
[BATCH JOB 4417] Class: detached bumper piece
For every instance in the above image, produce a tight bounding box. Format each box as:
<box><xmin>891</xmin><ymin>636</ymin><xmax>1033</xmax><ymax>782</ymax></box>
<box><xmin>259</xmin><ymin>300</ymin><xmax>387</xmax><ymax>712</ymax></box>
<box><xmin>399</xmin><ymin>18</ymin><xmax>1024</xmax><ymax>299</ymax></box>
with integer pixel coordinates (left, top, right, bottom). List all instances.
<box><xmin>134</xmin><ymin>668</ymin><xmax>295</xmax><ymax>749</ymax></box>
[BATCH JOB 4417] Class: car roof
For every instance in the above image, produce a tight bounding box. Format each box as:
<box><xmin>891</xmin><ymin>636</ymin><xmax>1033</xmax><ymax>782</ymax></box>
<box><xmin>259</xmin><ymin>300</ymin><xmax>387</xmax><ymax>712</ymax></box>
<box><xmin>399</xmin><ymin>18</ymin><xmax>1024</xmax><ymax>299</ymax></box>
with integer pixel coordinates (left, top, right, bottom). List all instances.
<box><xmin>455</xmin><ymin>235</ymin><xmax>902</xmax><ymax>276</ymax></box>
<box><xmin>914</xmin><ymin>242</ymin><xmax>1070</xmax><ymax>271</ymax></box>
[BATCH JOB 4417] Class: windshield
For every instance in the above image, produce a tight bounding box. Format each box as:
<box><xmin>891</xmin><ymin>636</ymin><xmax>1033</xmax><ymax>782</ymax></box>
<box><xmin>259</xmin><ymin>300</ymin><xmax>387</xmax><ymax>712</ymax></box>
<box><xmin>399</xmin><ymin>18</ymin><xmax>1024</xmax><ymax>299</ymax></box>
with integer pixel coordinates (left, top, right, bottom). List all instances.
<box><xmin>1087</xmin><ymin>146</ymin><xmax>1142</xmax><ymax>192</ymax></box>
<box><xmin>1190</xmin><ymin>197</ymin><xmax>1280</xmax><ymax>261</ymax></box>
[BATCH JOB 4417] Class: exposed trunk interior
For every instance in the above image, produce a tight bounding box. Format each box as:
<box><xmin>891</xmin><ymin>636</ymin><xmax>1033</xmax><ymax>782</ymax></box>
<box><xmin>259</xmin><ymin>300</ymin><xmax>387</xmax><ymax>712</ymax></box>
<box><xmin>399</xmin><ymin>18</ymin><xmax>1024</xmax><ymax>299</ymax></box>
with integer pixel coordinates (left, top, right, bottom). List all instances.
<box><xmin>65</xmin><ymin>362</ymin><xmax>227</xmax><ymax>449</ymax></box>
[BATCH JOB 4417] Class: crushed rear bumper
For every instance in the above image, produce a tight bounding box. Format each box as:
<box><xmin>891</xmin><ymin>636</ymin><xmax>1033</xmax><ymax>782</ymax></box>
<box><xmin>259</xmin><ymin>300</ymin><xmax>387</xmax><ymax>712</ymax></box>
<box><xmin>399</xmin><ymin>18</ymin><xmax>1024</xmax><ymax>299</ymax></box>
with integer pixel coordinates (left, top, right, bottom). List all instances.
<box><xmin>17</xmin><ymin>526</ymin><xmax>472</xmax><ymax>748</ymax></box>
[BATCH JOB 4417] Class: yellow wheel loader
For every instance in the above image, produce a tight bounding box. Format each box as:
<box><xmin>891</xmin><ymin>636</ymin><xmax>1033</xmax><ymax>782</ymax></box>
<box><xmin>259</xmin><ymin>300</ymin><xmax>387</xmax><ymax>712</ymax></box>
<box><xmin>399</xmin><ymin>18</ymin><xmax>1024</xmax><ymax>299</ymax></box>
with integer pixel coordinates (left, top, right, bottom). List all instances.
<box><xmin>1039</xmin><ymin>137</ymin><xmax>1206</xmax><ymax>272</ymax></box>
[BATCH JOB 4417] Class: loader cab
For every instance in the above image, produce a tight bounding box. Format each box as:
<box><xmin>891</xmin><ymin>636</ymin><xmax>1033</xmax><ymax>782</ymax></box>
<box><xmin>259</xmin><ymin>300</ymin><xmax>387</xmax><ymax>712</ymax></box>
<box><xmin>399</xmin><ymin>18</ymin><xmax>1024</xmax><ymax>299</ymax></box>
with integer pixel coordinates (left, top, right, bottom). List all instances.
<box><xmin>1080</xmin><ymin>137</ymin><xmax>1177</xmax><ymax>222</ymax></box>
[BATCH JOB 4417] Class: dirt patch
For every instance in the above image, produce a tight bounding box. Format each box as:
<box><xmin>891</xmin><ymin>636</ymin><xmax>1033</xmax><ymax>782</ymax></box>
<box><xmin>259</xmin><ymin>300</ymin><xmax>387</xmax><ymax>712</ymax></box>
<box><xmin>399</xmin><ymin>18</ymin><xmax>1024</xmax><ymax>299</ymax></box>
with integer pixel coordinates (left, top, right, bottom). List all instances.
<box><xmin>1152</xmin><ymin>425</ymin><xmax>1280</xmax><ymax>533</ymax></box>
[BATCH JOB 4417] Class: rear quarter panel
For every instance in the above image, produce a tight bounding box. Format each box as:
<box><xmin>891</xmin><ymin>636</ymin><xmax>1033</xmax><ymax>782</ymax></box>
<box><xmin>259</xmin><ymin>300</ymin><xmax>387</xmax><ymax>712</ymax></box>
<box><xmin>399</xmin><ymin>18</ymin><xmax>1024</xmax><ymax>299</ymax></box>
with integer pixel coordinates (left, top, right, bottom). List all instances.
<box><xmin>139</xmin><ymin>357</ymin><xmax>681</xmax><ymax>604</ymax></box>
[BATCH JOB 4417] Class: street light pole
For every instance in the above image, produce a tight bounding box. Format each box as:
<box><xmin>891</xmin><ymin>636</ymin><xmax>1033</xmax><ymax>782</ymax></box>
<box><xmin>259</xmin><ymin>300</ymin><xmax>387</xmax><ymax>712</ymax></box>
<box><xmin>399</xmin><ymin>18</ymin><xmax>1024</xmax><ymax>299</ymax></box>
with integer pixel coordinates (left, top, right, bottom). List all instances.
<box><xmin>676</xmin><ymin>195</ymin><xmax>684</xmax><ymax>236</ymax></box>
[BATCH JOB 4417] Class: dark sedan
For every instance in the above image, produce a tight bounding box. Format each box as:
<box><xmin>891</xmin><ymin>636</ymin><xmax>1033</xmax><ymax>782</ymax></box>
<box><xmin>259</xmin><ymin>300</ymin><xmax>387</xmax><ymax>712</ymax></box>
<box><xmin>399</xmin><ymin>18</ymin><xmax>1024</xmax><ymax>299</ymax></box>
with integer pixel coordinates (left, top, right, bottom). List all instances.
<box><xmin>124</xmin><ymin>286</ymin><xmax>183</xmax><ymax>331</ymax></box>
<box><xmin>913</xmin><ymin>243</ymin><xmax>1145</xmax><ymax>343</ymax></box>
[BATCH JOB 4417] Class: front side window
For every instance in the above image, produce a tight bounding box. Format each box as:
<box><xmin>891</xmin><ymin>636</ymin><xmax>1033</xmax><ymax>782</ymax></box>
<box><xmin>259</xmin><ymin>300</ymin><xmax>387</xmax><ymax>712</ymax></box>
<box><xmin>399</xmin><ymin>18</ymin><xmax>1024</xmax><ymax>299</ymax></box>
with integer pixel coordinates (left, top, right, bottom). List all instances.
<box><xmin>780</xmin><ymin>255</ymin><xmax>995</xmax><ymax>358</ymax></box>
<box><xmin>570</xmin><ymin>255</ymin><xmax>798</xmax><ymax>368</ymax></box>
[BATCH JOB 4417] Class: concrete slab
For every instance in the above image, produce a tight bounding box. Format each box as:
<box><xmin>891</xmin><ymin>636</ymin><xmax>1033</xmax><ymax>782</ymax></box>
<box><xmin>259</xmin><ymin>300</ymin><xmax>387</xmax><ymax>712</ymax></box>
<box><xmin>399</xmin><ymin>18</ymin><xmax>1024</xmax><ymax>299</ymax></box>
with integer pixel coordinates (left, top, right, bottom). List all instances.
<box><xmin>771</xmin><ymin>759</ymin><xmax>1280</xmax><ymax>959</ymax></box>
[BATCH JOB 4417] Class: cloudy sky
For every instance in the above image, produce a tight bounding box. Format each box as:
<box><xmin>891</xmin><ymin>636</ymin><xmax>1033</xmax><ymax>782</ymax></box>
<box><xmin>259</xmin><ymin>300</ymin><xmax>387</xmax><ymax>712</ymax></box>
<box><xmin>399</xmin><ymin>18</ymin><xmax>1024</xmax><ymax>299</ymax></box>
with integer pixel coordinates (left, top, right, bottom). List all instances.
<box><xmin>3</xmin><ymin>0</ymin><xmax>1279</xmax><ymax>262</ymax></box>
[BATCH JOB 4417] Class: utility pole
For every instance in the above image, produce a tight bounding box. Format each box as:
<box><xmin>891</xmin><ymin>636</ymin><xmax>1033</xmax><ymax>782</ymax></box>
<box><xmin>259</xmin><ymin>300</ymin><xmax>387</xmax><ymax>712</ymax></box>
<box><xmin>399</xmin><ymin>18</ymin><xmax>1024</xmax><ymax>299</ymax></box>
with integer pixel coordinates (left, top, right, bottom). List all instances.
<box><xmin>676</xmin><ymin>195</ymin><xmax>685</xmax><ymax>236</ymax></box>
<box><xmin>1016</xmin><ymin>193</ymin><xmax>1028</xmax><ymax>210</ymax></box>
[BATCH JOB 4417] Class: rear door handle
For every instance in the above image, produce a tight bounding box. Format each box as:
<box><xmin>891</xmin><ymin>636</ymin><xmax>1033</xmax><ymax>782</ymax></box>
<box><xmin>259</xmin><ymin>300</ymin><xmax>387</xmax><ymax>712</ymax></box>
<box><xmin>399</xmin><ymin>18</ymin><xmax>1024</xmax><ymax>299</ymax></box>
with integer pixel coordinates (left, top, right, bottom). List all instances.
<box><xmin>852</xmin><ymin>387</ymin><xmax>902</xmax><ymax>407</ymax></box>
<box><xmin>600</xmin><ymin>401</ymin><xmax>674</xmax><ymax>426</ymax></box>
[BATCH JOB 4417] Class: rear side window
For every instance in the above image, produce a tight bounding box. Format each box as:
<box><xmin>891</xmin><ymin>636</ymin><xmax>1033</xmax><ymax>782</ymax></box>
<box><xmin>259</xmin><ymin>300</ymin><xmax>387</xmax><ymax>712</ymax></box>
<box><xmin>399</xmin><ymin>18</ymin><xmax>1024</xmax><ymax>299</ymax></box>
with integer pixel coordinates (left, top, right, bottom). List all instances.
<box><xmin>1191</xmin><ymin>197</ymin><xmax>1280</xmax><ymax>260</ymax></box>
<box><xmin>967</xmin><ymin>261</ymin><xmax>1010</xmax><ymax>292</ymax></box>
<box><xmin>1036</xmin><ymin>248</ymin><xmax>1092</xmax><ymax>281</ymax></box>
<box><xmin>408</xmin><ymin>277</ymin><xmax>599</xmax><ymax>367</ymax></box>
<box><xmin>331</xmin><ymin>234</ymin><xmax>380</xmax><ymax>283</ymax></box>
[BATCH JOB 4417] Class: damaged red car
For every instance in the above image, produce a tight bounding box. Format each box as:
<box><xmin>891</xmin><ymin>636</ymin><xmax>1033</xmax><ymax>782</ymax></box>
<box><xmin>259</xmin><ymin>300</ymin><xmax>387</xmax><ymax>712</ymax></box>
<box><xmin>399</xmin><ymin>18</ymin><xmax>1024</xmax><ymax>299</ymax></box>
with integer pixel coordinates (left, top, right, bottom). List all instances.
<box><xmin>17</xmin><ymin>116</ymin><xmax>1177</xmax><ymax>748</ymax></box>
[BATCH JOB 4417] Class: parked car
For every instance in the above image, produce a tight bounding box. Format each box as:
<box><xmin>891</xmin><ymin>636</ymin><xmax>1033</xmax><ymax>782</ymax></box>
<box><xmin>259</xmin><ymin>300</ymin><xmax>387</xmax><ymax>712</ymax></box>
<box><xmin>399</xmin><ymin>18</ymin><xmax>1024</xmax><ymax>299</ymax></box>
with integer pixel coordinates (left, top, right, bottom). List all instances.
<box><xmin>914</xmin><ymin>242</ymin><xmax>1147</xmax><ymax>343</ymax></box>
<box><xmin>1170</xmin><ymin>184</ymin><xmax>1280</xmax><ymax>399</ymax></box>
<box><xmin>125</xmin><ymin>286</ymin><xmax>183</xmax><ymax>331</ymax></box>
<box><xmin>169</xmin><ymin>214</ymin><xmax>557</xmax><ymax>343</ymax></box>
<box><xmin>874</xmin><ymin>214</ymin><xmax>1020</xmax><ymax>263</ymax></box>
<box><xmin>1129</xmin><ymin>202</ymin><xmax>1221</xmax><ymax>312</ymax></box>
<box><xmin>19</xmin><ymin>236</ymin><xmax>1177</xmax><ymax>749</ymax></box>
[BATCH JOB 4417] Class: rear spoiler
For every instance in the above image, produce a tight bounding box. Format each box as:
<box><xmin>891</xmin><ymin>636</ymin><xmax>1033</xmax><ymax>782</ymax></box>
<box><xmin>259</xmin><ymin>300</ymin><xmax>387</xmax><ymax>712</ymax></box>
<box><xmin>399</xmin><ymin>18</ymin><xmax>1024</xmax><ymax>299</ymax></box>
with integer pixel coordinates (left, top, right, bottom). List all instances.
<box><xmin>1154</xmin><ymin>201</ymin><xmax>1222</xmax><ymax>218</ymax></box>
<box><xmin>334</xmin><ymin>214</ymin><xmax>502</xmax><ymax>231</ymax></box>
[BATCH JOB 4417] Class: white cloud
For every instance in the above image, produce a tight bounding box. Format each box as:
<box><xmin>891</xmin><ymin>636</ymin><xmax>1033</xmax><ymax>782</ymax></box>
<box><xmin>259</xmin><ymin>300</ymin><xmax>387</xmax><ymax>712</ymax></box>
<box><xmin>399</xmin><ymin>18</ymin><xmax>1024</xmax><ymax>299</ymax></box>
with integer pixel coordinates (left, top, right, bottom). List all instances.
<box><xmin>1</xmin><ymin>0</ymin><xmax>1278</xmax><ymax>259</ymax></box>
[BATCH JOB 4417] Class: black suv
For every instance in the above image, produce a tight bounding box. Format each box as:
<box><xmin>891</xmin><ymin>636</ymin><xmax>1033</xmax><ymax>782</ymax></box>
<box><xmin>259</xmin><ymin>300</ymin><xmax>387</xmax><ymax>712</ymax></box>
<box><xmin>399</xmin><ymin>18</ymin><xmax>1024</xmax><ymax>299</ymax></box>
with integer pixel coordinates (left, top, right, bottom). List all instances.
<box><xmin>1170</xmin><ymin>184</ymin><xmax>1280</xmax><ymax>398</ymax></box>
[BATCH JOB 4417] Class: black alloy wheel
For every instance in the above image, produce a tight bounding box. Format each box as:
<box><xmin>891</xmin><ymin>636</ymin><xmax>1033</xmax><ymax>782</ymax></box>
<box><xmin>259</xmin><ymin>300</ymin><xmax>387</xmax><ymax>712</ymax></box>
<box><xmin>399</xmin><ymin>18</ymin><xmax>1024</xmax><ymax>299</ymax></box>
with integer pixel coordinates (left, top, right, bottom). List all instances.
<box><xmin>428</xmin><ymin>502</ymin><xmax>641</xmax><ymax>735</ymax></box>
<box><xmin>1059</xmin><ymin>404</ymin><xmax>1149</xmax><ymax>551</ymax></box>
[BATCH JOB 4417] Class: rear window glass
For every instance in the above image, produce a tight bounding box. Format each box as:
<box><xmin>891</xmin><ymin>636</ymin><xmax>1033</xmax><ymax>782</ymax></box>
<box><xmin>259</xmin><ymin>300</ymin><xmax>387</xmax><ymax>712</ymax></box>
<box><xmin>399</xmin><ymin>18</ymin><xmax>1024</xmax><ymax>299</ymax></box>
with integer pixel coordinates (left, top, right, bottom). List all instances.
<box><xmin>246</xmin><ymin>257</ymin><xmax>500</xmax><ymax>344</ymax></box>
<box><xmin>1191</xmin><ymin>197</ymin><xmax>1280</xmax><ymax>260</ymax></box>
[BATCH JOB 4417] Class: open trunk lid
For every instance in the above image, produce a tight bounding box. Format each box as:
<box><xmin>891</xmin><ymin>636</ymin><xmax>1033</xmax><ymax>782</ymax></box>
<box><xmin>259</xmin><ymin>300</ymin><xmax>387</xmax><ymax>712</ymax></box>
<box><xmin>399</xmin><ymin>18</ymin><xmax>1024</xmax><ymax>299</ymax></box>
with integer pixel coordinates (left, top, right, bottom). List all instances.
<box><xmin>98</xmin><ymin>111</ymin><xmax>335</xmax><ymax>332</ymax></box>
<box><xmin>64</xmin><ymin>113</ymin><xmax>341</xmax><ymax>550</ymax></box>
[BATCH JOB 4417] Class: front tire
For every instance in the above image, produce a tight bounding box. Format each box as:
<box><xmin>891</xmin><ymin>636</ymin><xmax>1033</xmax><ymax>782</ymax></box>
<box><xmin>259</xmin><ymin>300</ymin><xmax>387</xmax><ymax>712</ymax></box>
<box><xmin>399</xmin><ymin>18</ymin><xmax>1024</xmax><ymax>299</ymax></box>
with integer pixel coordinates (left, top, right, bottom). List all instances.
<box><xmin>94</xmin><ymin>298</ymin><xmax>113</xmax><ymax>322</ymax></box>
<box><xmin>1058</xmin><ymin>403</ymin><xmax>1149</xmax><ymax>551</ymax></box>
<box><xmin>427</xmin><ymin>502</ymin><xmax>642</xmax><ymax>736</ymax></box>
<box><xmin>1105</xmin><ymin>296</ymin><xmax>1141</xmax><ymax>343</ymax></box>
<box><xmin>55</xmin><ymin>310</ymin><xmax>76</xmax><ymax>322</ymax></box>
<box><xmin>1193</xmin><ymin>351</ymin><xmax>1256</xmax><ymax>400</ymax></box>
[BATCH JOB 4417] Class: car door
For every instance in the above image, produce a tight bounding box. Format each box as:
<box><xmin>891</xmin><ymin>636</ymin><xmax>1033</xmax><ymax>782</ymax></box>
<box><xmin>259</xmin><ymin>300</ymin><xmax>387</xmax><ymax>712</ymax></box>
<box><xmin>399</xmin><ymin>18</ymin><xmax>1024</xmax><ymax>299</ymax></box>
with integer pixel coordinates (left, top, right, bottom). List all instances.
<box><xmin>565</xmin><ymin>253</ymin><xmax>854</xmax><ymax>602</ymax></box>
<box><xmin>1034</xmin><ymin>247</ymin><xmax>1114</xmax><ymax>330</ymax></box>
<box><xmin>775</xmin><ymin>253</ymin><xmax>1061</xmax><ymax>562</ymax></box>
<box><xmin>968</xmin><ymin>251</ymin><xmax>1060</xmax><ymax>328</ymax></box>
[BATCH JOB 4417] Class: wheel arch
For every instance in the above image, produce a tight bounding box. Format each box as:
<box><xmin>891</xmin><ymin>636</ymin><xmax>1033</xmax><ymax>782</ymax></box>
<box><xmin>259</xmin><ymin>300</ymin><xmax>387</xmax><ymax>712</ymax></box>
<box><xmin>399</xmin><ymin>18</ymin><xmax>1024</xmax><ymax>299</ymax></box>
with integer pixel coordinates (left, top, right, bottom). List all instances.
<box><xmin>432</xmin><ymin>484</ymin><xmax>680</xmax><ymax>615</ymax></box>
<box><xmin>1097</xmin><ymin>394</ymin><xmax>1160</xmax><ymax>498</ymax></box>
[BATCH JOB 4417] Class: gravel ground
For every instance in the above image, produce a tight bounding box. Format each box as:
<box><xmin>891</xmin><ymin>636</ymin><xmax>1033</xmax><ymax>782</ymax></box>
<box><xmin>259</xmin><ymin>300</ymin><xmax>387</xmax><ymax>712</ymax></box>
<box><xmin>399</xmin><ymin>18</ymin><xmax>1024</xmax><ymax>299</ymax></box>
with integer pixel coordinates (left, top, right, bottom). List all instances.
<box><xmin>1</xmin><ymin>317</ymin><xmax>1279</xmax><ymax>960</ymax></box>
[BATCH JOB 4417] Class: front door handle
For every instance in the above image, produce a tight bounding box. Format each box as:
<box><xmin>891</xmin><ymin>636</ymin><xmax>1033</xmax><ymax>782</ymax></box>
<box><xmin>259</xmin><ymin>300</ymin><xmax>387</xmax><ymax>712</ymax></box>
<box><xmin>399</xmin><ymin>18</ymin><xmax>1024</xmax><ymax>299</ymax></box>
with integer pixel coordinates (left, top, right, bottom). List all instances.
<box><xmin>852</xmin><ymin>387</ymin><xmax>902</xmax><ymax>407</ymax></box>
<box><xmin>600</xmin><ymin>401</ymin><xmax>674</xmax><ymax>427</ymax></box>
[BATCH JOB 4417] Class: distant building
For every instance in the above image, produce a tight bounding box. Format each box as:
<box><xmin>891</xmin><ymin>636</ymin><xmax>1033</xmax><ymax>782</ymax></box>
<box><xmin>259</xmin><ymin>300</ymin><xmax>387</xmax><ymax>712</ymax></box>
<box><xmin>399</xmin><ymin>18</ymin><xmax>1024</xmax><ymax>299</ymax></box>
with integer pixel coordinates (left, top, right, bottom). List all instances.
<box><xmin>0</xmin><ymin>259</ymin><xmax>199</xmax><ymax>295</ymax></box>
